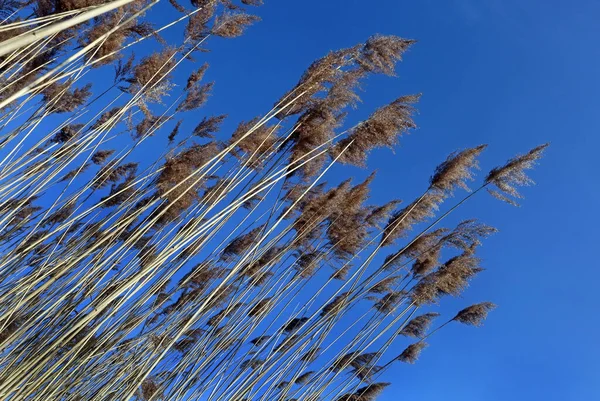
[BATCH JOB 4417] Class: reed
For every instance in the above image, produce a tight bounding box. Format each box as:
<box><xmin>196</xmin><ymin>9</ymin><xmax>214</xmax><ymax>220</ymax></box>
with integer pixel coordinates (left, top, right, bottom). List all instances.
<box><xmin>0</xmin><ymin>1</ymin><xmax>547</xmax><ymax>400</ymax></box>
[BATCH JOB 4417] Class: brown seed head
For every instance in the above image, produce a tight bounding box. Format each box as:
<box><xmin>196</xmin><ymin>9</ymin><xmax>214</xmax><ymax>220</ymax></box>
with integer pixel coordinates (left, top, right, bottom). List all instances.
<box><xmin>485</xmin><ymin>143</ymin><xmax>548</xmax><ymax>204</ymax></box>
<box><xmin>358</xmin><ymin>34</ymin><xmax>415</xmax><ymax>75</ymax></box>
<box><xmin>194</xmin><ymin>114</ymin><xmax>227</xmax><ymax>138</ymax></box>
<box><xmin>353</xmin><ymin>382</ymin><xmax>391</xmax><ymax>401</ymax></box>
<box><xmin>453</xmin><ymin>302</ymin><xmax>496</xmax><ymax>326</ymax></box>
<box><xmin>430</xmin><ymin>145</ymin><xmax>487</xmax><ymax>193</ymax></box>
<box><xmin>398</xmin><ymin>312</ymin><xmax>439</xmax><ymax>338</ymax></box>
<box><xmin>212</xmin><ymin>12</ymin><xmax>260</xmax><ymax>38</ymax></box>
<box><xmin>396</xmin><ymin>341</ymin><xmax>427</xmax><ymax>364</ymax></box>
<box><xmin>332</xmin><ymin>94</ymin><xmax>420</xmax><ymax>167</ymax></box>
<box><xmin>381</xmin><ymin>191</ymin><xmax>443</xmax><ymax>246</ymax></box>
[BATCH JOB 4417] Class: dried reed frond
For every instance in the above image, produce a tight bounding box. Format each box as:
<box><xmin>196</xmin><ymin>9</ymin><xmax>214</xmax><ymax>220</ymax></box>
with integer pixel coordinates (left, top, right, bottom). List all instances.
<box><xmin>444</xmin><ymin>219</ymin><xmax>497</xmax><ymax>250</ymax></box>
<box><xmin>178</xmin><ymin>81</ymin><xmax>213</xmax><ymax>111</ymax></box>
<box><xmin>248</xmin><ymin>298</ymin><xmax>272</xmax><ymax>317</ymax></box>
<box><xmin>249</xmin><ymin>335</ymin><xmax>270</xmax><ymax>347</ymax></box>
<box><xmin>282</xmin><ymin>317</ymin><xmax>309</xmax><ymax>333</ymax></box>
<box><xmin>453</xmin><ymin>302</ymin><xmax>496</xmax><ymax>326</ymax></box>
<box><xmin>193</xmin><ymin>114</ymin><xmax>227</xmax><ymax>137</ymax></box>
<box><xmin>168</xmin><ymin>120</ymin><xmax>183</xmax><ymax>142</ymax></box>
<box><xmin>382</xmin><ymin>191</ymin><xmax>443</xmax><ymax>246</ymax></box>
<box><xmin>156</xmin><ymin>142</ymin><xmax>219</xmax><ymax>222</ymax></box>
<box><xmin>398</xmin><ymin>313</ymin><xmax>439</xmax><ymax>338</ymax></box>
<box><xmin>230</xmin><ymin>117</ymin><xmax>279</xmax><ymax>163</ymax></box>
<box><xmin>486</xmin><ymin>143</ymin><xmax>549</xmax><ymax>204</ymax></box>
<box><xmin>358</xmin><ymin>34</ymin><xmax>415</xmax><ymax>75</ymax></box>
<box><xmin>185</xmin><ymin>2</ymin><xmax>217</xmax><ymax>40</ymax></box>
<box><xmin>396</xmin><ymin>342</ymin><xmax>427</xmax><ymax>364</ymax></box>
<box><xmin>212</xmin><ymin>12</ymin><xmax>260</xmax><ymax>38</ymax></box>
<box><xmin>430</xmin><ymin>145</ymin><xmax>487</xmax><ymax>193</ymax></box>
<box><xmin>42</xmin><ymin>82</ymin><xmax>92</xmax><ymax>113</ymax></box>
<box><xmin>221</xmin><ymin>224</ymin><xmax>265</xmax><ymax>260</ymax></box>
<box><xmin>186</xmin><ymin>62</ymin><xmax>210</xmax><ymax>90</ymax></box>
<box><xmin>374</xmin><ymin>291</ymin><xmax>403</xmax><ymax>314</ymax></box>
<box><xmin>332</xmin><ymin>94</ymin><xmax>420</xmax><ymax>167</ymax></box>
<box><xmin>320</xmin><ymin>292</ymin><xmax>348</xmax><ymax>317</ymax></box>
<box><xmin>127</xmin><ymin>48</ymin><xmax>177</xmax><ymax>93</ymax></box>
<box><xmin>352</xmin><ymin>383</ymin><xmax>391</xmax><ymax>401</ymax></box>
<box><xmin>366</xmin><ymin>199</ymin><xmax>402</xmax><ymax>228</ymax></box>
<box><xmin>50</xmin><ymin>124</ymin><xmax>84</xmax><ymax>143</ymax></box>
<box><xmin>410</xmin><ymin>251</ymin><xmax>483</xmax><ymax>305</ymax></box>
<box><xmin>275</xmin><ymin>47</ymin><xmax>358</xmax><ymax>116</ymax></box>
<box><xmin>169</xmin><ymin>0</ymin><xmax>187</xmax><ymax>12</ymax></box>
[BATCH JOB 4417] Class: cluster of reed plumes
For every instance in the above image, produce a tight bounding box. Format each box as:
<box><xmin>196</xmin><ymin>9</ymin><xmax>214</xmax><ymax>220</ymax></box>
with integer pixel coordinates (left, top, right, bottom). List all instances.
<box><xmin>0</xmin><ymin>1</ymin><xmax>547</xmax><ymax>400</ymax></box>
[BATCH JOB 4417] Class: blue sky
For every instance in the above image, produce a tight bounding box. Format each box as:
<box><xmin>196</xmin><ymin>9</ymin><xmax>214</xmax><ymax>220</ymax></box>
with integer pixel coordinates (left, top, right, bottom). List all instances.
<box><xmin>184</xmin><ymin>0</ymin><xmax>599</xmax><ymax>400</ymax></box>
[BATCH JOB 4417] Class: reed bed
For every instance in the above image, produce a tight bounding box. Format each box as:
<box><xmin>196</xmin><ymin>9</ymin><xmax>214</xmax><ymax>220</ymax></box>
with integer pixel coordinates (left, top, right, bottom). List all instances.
<box><xmin>0</xmin><ymin>1</ymin><xmax>547</xmax><ymax>400</ymax></box>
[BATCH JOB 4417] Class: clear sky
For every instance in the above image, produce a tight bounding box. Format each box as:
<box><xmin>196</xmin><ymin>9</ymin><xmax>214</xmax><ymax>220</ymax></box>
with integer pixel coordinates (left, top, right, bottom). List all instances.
<box><xmin>187</xmin><ymin>0</ymin><xmax>599</xmax><ymax>400</ymax></box>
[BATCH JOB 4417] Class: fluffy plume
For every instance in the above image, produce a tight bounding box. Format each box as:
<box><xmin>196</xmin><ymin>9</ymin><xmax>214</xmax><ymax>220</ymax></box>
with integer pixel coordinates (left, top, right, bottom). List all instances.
<box><xmin>396</xmin><ymin>342</ymin><xmax>427</xmax><ymax>364</ymax></box>
<box><xmin>453</xmin><ymin>302</ymin><xmax>496</xmax><ymax>326</ymax></box>
<box><xmin>331</xmin><ymin>352</ymin><xmax>360</xmax><ymax>372</ymax></box>
<box><xmin>282</xmin><ymin>317</ymin><xmax>309</xmax><ymax>333</ymax></box>
<box><xmin>128</xmin><ymin>49</ymin><xmax>176</xmax><ymax>93</ymax></box>
<box><xmin>42</xmin><ymin>82</ymin><xmax>92</xmax><ymax>114</ymax></box>
<box><xmin>295</xmin><ymin>371</ymin><xmax>314</xmax><ymax>385</ymax></box>
<box><xmin>289</xmin><ymin>105</ymin><xmax>344</xmax><ymax>178</ymax></box>
<box><xmin>398</xmin><ymin>312</ymin><xmax>439</xmax><ymax>338</ymax></box>
<box><xmin>295</xmin><ymin>251</ymin><xmax>323</xmax><ymax>278</ymax></box>
<box><xmin>410</xmin><ymin>251</ymin><xmax>483</xmax><ymax>305</ymax></box>
<box><xmin>140</xmin><ymin>377</ymin><xmax>162</xmax><ymax>401</ymax></box>
<box><xmin>168</xmin><ymin>120</ymin><xmax>183</xmax><ymax>143</ymax></box>
<box><xmin>168</xmin><ymin>0</ymin><xmax>187</xmax><ymax>12</ymax></box>
<box><xmin>186</xmin><ymin>63</ymin><xmax>210</xmax><ymax>90</ymax></box>
<box><xmin>193</xmin><ymin>115</ymin><xmax>227</xmax><ymax>138</ymax></box>
<box><xmin>135</xmin><ymin>114</ymin><xmax>172</xmax><ymax>140</ymax></box>
<box><xmin>358</xmin><ymin>35</ymin><xmax>415</xmax><ymax>75</ymax></box>
<box><xmin>430</xmin><ymin>145</ymin><xmax>487</xmax><ymax>193</ymax></box>
<box><xmin>93</xmin><ymin>162</ymin><xmax>137</xmax><ymax>189</ymax></box>
<box><xmin>80</xmin><ymin>10</ymin><xmax>128</xmax><ymax>65</ymax></box>
<box><xmin>230</xmin><ymin>118</ymin><xmax>279</xmax><ymax>164</ymax></box>
<box><xmin>386</xmin><ymin>228</ymin><xmax>447</xmax><ymax>267</ymax></box>
<box><xmin>221</xmin><ymin>225</ymin><xmax>265</xmax><ymax>261</ymax></box>
<box><xmin>185</xmin><ymin>2</ymin><xmax>216</xmax><ymax>41</ymax></box>
<box><xmin>212</xmin><ymin>13</ymin><xmax>260</xmax><ymax>38</ymax></box>
<box><xmin>321</xmin><ymin>292</ymin><xmax>349</xmax><ymax>317</ymax></box>
<box><xmin>249</xmin><ymin>335</ymin><xmax>270</xmax><ymax>347</ymax></box>
<box><xmin>381</xmin><ymin>191</ymin><xmax>444</xmax><ymax>246</ymax></box>
<box><xmin>275</xmin><ymin>47</ymin><xmax>358</xmax><ymax>116</ymax></box>
<box><xmin>326</xmin><ymin>173</ymin><xmax>374</xmax><ymax>259</ymax></box>
<box><xmin>248</xmin><ymin>298</ymin><xmax>272</xmax><ymax>317</ymax></box>
<box><xmin>345</xmin><ymin>383</ymin><xmax>391</xmax><ymax>401</ymax></box>
<box><xmin>374</xmin><ymin>292</ymin><xmax>404</xmax><ymax>313</ymax></box>
<box><xmin>366</xmin><ymin>200</ymin><xmax>402</xmax><ymax>228</ymax></box>
<box><xmin>443</xmin><ymin>219</ymin><xmax>497</xmax><ymax>250</ymax></box>
<box><xmin>92</xmin><ymin>107</ymin><xmax>122</xmax><ymax>130</ymax></box>
<box><xmin>301</xmin><ymin>347</ymin><xmax>321</xmax><ymax>363</ymax></box>
<box><xmin>178</xmin><ymin>82</ymin><xmax>213</xmax><ymax>112</ymax></box>
<box><xmin>485</xmin><ymin>143</ymin><xmax>548</xmax><ymax>204</ymax></box>
<box><xmin>410</xmin><ymin>244</ymin><xmax>443</xmax><ymax>276</ymax></box>
<box><xmin>291</xmin><ymin>179</ymin><xmax>350</xmax><ymax>247</ymax></box>
<box><xmin>50</xmin><ymin>124</ymin><xmax>83</xmax><ymax>143</ymax></box>
<box><xmin>368</xmin><ymin>275</ymin><xmax>402</xmax><ymax>295</ymax></box>
<box><xmin>332</xmin><ymin>95</ymin><xmax>420</xmax><ymax>167</ymax></box>
<box><xmin>156</xmin><ymin>142</ymin><xmax>219</xmax><ymax>223</ymax></box>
